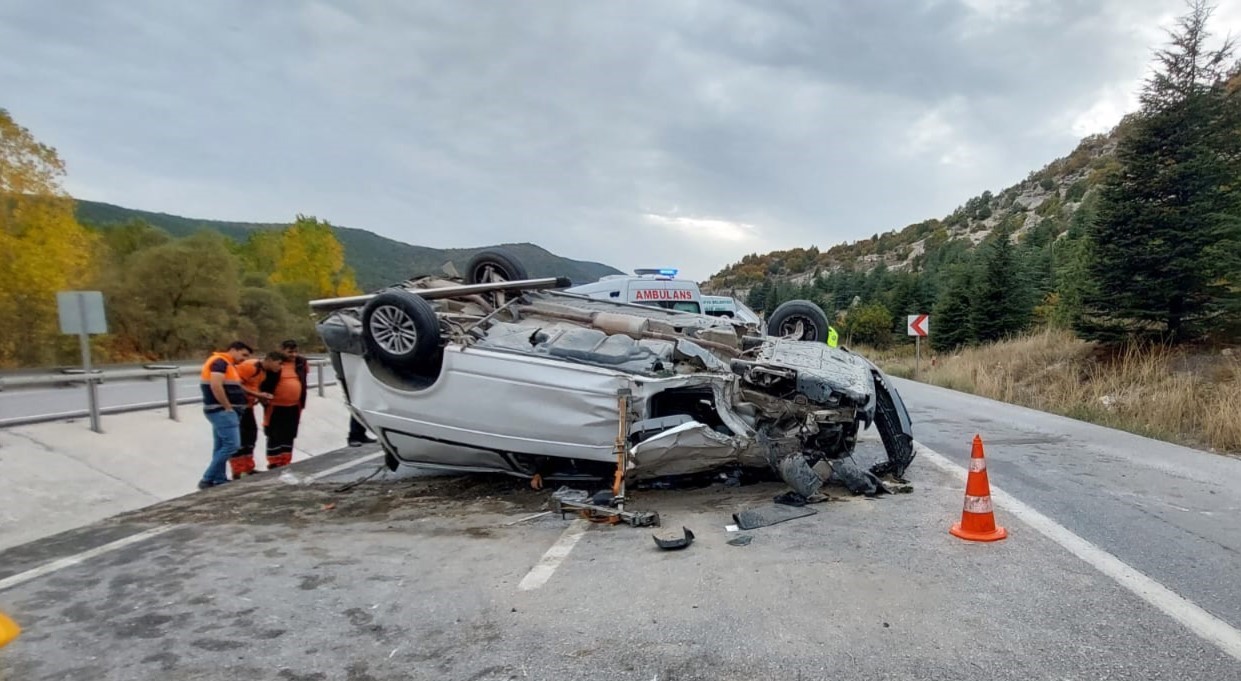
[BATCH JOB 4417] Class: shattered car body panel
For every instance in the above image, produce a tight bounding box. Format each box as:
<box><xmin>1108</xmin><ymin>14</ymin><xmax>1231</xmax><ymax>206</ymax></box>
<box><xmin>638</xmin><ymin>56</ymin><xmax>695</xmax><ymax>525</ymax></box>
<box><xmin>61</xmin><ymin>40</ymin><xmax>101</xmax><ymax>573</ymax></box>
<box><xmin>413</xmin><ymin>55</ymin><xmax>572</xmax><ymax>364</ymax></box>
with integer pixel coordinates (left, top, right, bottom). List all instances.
<box><xmin>316</xmin><ymin>277</ymin><xmax>915</xmax><ymax>486</ymax></box>
<box><xmin>629</xmin><ymin>422</ymin><xmax>747</xmax><ymax>478</ymax></box>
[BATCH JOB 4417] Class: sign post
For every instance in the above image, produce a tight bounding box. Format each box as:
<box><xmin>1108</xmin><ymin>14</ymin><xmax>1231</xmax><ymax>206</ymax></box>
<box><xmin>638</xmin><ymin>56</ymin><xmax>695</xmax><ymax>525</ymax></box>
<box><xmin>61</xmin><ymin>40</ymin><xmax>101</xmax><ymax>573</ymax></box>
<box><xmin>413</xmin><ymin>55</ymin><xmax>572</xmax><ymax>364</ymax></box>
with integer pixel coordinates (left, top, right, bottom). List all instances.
<box><xmin>57</xmin><ymin>291</ymin><xmax>108</xmax><ymax>433</ymax></box>
<box><xmin>907</xmin><ymin>314</ymin><xmax>929</xmax><ymax>377</ymax></box>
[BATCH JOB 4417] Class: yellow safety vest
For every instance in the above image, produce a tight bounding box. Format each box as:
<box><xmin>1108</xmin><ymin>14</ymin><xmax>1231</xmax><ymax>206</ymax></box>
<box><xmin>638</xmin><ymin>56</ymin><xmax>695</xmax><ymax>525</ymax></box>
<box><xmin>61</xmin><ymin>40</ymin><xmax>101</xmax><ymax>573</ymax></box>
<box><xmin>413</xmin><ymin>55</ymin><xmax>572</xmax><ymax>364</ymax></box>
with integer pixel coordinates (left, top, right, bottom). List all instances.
<box><xmin>827</xmin><ymin>326</ymin><xmax>839</xmax><ymax>348</ymax></box>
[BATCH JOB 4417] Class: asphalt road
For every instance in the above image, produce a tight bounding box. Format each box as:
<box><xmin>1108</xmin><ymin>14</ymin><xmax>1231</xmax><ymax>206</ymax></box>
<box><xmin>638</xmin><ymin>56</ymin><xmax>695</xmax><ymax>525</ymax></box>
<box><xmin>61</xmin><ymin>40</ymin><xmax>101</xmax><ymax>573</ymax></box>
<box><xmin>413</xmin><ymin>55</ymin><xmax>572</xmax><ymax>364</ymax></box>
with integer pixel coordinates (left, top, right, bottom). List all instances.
<box><xmin>893</xmin><ymin>378</ymin><xmax>1241</xmax><ymax>631</ymax></box>
<box><xmin>0</xmin><ymin>364</ymin><xmax>338</xmax><ymax>422</ymax></box>
<box><xmin>1</xmin><ymin>380</ymin><xmax>1239</xmax><ymax>680</ymax></box>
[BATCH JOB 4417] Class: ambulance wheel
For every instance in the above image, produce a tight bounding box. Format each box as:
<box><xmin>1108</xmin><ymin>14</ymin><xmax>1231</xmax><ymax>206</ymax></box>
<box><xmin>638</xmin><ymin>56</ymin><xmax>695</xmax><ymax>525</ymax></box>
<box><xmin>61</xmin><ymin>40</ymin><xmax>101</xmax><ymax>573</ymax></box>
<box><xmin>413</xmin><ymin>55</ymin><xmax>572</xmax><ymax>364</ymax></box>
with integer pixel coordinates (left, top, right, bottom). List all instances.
<box><xmin>768</xmin><ymin>300</ymin><xmax>830</xmax><ymax>343</ymax></box>
<box><xmin>466</xmin><ymin>249</ymin><xmax>529</xmax><ymax>285</ymax></box>
<box><xmin>361</xmin><ymin>289</ymin><xmax>442</xmax><ymax>374</ymax></box>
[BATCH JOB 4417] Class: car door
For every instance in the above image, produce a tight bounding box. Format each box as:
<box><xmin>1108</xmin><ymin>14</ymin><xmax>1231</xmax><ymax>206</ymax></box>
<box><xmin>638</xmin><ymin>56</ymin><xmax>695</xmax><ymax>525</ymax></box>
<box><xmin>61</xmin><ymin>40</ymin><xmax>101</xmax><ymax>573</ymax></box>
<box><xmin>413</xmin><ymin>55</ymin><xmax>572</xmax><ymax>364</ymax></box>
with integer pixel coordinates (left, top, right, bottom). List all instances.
<box><xmin>352</xmin><ymin>346</ymin><xmax>629</xmax><ymax>470</ymax></box>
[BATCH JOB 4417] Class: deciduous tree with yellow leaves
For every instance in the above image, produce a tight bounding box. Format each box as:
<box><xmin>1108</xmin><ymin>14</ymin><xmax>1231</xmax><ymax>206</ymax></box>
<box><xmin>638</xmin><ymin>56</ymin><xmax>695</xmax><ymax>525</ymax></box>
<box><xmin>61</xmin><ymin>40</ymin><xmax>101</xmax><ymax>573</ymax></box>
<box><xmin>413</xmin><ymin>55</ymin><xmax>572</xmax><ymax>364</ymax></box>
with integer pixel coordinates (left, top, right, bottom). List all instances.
<box><xmin>0</xmin><ymin>109</ymin><xmax>96</xmax><ymax>366</ymax></box>
<box><xmin>269</xmin><ymin>215</ymin><xmax>361</xmax><ymax>298</ymax></box>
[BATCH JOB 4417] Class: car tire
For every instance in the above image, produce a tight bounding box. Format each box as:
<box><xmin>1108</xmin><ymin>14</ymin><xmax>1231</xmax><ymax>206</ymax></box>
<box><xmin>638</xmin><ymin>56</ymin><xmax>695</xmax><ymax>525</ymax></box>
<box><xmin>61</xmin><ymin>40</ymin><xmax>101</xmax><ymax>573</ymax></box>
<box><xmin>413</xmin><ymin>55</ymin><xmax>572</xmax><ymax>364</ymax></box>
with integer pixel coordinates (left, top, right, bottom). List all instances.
<box><xmin>767</xmin><ymin>300</ymin><xmax>831</xmax><ymax>343</ymax></box>
<box><xmin>361</xmin><ymin>289</ymin><xmax>442</xmax><ymax>374</ymax></box>
<box><xmin>466</xmin><ymin>249</ymin><xmax>529</xmax><ymax>285</ymax></box>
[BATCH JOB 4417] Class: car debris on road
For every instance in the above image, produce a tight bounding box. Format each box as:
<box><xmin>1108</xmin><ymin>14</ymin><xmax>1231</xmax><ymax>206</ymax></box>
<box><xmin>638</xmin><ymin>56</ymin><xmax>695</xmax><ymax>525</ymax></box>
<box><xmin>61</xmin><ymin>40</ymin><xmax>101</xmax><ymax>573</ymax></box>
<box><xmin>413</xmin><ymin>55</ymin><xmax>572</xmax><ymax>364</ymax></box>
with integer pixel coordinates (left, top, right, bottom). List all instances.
<box><xmin>311</xmin><ymin>249</ymin><xmax>915</xmax><ymax>505</ymax></box>
<box><xmin>732</xmin><ymin>504</ymin><xmax>818</xmax><ymax>531</ymax></box>
<box><xmin>548</xmin><ymin>487</ymin><xmax>660</xmax><ymax>527</ymax></box>
<box><xmin>651</xmin><ymin>527</ymin><xmax>695</xmax><ymax>551</ymax></box>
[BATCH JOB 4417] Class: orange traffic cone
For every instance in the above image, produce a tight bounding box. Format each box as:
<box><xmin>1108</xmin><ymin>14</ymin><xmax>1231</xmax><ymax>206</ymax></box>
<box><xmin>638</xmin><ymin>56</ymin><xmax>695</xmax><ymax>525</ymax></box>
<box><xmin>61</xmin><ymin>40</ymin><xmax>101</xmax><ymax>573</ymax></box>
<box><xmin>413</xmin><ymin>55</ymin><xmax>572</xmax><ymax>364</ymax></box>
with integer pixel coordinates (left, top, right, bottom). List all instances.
<box><xmin>950</xmin><ymin>435</ymin><xmax>1007</xmax><ymax>542</ymax></box>
<box><xmin>0</xmin><ymin>610</ymin><xmax>19</xmax><ymax>648</ymax></box>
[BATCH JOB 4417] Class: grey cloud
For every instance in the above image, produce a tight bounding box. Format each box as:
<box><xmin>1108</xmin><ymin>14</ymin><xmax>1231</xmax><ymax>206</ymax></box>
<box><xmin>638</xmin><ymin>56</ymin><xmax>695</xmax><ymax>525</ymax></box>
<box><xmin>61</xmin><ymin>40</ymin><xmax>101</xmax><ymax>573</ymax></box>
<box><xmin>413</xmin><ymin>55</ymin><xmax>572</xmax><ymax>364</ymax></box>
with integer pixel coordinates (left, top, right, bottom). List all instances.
<box><xmin>0</xmin><ymin>0</ymin><xmax>1185</xmax><ymax>279</ymax></box>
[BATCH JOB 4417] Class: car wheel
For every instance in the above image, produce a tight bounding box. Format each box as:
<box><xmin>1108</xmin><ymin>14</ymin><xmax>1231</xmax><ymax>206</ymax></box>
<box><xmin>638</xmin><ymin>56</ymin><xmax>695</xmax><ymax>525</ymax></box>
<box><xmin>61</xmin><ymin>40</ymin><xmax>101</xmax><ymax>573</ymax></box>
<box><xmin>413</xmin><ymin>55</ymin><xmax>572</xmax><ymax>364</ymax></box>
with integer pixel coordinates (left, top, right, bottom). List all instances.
<box><xmin>466</xmin><ymin>248</ymin><xmax>529</xmax><ymax>285</ymax></box>
<box><xmin>361</xmin><ymin>289</ymin><xmax>442</xmax><ymax>373</ymax></box>
<box><xmin>767</xmin><ymin>300</ymin><xmax>831</xmax><ymax>343</ymax></box>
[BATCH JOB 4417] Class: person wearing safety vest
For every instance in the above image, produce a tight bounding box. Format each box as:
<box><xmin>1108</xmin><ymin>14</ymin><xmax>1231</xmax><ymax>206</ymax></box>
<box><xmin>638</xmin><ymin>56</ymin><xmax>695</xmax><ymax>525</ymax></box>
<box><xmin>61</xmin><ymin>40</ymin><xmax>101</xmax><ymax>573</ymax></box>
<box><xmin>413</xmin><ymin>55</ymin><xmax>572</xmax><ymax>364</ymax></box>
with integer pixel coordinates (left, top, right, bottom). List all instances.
<box><xmin>228</xmin><ymin>350</ymin><xmax>286</xmax><ymax>478</ymax></box>
<box><xmin>259</xmin><ymin>339</ymin><xmax>309</xmax><ymax>469</ymax></box>
<box><xmin>827</xmin><ymin>325</ymin><xmax>840</xmax><ymax>348</ymax></box>
<box><xmin>199</xmin><ymin>341</ymin><xmax>253</xmax><ymax>490</ymax></box>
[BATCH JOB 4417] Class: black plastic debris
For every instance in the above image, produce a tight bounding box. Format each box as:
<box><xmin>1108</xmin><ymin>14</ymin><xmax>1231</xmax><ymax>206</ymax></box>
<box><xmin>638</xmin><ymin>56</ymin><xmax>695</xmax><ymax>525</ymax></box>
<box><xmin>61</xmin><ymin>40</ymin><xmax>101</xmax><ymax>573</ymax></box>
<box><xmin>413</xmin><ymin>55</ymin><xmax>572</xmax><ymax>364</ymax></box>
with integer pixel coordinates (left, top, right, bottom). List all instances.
<box><xmin>727</xmin><ymin>535</ymin><xmax>753</xmax><ymax>547</ymax></box>
<box><xmin>732</xmin><ymin>504</ymin><xmax>817</xmax><ymax>530</ymax></box>
<box><xmin>590</xmin><ymin>490</ymin><xmax>616</xmax><ymax>507</ymax></box>
<box><xmin>777</xmin><ymin>455</ymin><xmax>824</xmax><ymax>498</ymax></box>
<box><xmin>869</xmin><ymin>459</ymin><xmax>915</xmax><ymax>487</ymax></box>
<box><xmin>652</xmin><ymin>527</ymin><xmax>695</xmax><ymax>551</ymax></box>
<box><xmin>871</xmin><ymin>369</ymin><xmax>916</xmax><ymax>478</ymax></box>
<box><xmin>828</xmin><ymin>458</ymin><xmax>892</xmax><ymax>497</ymax></box>
<box><xmin>757</xmin><ymin>428</ymin><xmax>825</xmax><ymax>499</ymax></box>
<box><xmin>773</xmin><ymin>491</ymin><xmax>808</xmax><ymax>507</ymax></box>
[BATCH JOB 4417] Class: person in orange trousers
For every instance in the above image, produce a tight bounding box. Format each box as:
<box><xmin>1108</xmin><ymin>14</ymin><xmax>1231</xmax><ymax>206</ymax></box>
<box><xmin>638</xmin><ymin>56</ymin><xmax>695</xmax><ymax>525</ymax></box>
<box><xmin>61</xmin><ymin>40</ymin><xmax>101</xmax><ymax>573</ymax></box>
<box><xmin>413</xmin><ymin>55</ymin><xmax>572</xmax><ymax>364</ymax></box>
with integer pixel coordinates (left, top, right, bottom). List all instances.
<box><xmin>259</xmin><ymin>340</ymin><xmax>308</xmax><ymax>469</ymax></box>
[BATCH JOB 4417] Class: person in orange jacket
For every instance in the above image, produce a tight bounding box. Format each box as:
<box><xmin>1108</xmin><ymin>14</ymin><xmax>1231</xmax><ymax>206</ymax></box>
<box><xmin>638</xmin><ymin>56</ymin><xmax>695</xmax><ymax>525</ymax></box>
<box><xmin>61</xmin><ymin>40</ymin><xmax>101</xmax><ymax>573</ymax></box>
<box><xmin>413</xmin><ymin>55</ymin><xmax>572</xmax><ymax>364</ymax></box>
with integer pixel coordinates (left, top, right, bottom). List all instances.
<box><xmin>259</xmin><ymin>340</ymin><xmax>308</xmax><ymax>469</ymax></box>
<box><xmin>228</xmin><ymin>350</ymin><xmax>286</xmax><ymax>478</ymax></box>
<box><xmin>198</xmin><ymin>341</ymin><xmax>253</xmax><ymax>489</ymax></box>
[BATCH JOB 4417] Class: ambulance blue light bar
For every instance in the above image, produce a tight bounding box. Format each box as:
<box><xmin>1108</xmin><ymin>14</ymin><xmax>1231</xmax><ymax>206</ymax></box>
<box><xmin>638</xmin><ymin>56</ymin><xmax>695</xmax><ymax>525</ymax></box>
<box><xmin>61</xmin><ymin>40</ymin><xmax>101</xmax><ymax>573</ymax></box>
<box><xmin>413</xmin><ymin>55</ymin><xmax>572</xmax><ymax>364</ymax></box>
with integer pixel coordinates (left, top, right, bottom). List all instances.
<box><xmin>634</xmin><ymin>268</ymin><xmax>679</xmax><ymax>278</ymax></box>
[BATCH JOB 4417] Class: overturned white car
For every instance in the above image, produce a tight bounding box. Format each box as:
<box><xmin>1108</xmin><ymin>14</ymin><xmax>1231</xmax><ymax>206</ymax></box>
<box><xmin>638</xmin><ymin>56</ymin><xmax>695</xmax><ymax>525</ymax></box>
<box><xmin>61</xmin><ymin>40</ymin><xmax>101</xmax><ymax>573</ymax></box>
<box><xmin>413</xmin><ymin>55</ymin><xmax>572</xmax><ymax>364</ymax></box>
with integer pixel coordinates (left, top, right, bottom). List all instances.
<box><xmin>312</xmin><ymin>251</ymin><xmax>914</xmax><ymax>492</ymax></box>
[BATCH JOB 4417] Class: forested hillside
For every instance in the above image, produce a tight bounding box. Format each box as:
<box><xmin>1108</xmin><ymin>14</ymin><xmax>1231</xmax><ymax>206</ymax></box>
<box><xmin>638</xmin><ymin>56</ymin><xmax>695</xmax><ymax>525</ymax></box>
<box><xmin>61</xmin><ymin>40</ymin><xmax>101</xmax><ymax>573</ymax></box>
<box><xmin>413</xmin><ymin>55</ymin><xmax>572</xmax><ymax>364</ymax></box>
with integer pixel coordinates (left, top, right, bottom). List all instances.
<box><xmin>1</xmin><ymin>115</ymin><xmax>619</xmax><ymax>368</ymax></box>
<box><xmin>708</xmin><ymin>127</ymin><xmax>1121</xmax><ymax>349</ymax></box>
<box><xmin>709</xmin><ymin>5</ymin><xmax>1239</xmax><ymax>351</ymax></box>
<box><xmin>75</xmin><ymin>201</ymin><xmax>621</xmax><ymax>291</ymax></box>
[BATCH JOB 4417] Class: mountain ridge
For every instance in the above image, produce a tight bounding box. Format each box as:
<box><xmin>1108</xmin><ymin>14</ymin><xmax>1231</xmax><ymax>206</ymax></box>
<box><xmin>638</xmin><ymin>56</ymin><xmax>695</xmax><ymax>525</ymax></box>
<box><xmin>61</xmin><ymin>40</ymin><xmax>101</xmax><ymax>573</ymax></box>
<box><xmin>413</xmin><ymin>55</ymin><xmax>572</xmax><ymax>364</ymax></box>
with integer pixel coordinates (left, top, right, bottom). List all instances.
<box><xmin>705</xmin><ymin>124</ymin><xmax>1125</xmax><ymax>295</ymax></box>
<box><xmin>74</xmin><ymin>200</ymin><xmax>623</xmax><ymax>291</ymax></box>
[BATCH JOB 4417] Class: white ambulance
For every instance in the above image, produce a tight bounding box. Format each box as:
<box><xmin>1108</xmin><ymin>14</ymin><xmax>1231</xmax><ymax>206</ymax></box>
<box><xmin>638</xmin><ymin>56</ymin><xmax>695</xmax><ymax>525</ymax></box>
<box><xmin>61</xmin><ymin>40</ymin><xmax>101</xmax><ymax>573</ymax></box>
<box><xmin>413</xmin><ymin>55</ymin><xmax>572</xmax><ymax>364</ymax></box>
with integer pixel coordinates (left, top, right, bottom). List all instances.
<box><xmin>702</xmin><ymin>295</ymin><xmax>763</xmax><ymax>325</ymax></box>
<box><xmin>566</xmin><ymin>268</ymin><xmax>705</xmax><ymax>314</ymax></box>
<box><xmin>567</xmin><ymin>268</ymin><xmax>832</xmax><ymax>343</ymax></box>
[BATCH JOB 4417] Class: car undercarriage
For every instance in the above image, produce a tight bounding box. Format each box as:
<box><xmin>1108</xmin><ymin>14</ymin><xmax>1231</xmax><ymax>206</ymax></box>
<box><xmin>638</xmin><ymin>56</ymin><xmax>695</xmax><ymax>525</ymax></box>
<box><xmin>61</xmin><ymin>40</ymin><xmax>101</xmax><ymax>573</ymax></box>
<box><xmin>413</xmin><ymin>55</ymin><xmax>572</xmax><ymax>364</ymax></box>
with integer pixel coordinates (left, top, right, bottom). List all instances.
<box><xmin>313</xmin><ymin>253</ymin><xmax>914</xmax><ymax>495</ymax></box>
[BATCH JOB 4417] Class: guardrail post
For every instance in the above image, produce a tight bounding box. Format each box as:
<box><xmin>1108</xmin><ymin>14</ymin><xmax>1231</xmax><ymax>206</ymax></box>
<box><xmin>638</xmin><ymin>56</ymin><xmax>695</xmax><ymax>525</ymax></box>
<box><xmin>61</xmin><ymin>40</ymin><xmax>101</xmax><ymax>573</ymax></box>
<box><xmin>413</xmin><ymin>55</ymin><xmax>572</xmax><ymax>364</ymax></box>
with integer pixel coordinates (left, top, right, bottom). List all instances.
<box><xmin>86</xmin><ymin>377</ymin><xmax>102</xmax><ymax>434</ymax></box>
<box><xmin>166</xmin><ymin>373</ymin><xmax>179</xmax><ymax>421</ymax></box>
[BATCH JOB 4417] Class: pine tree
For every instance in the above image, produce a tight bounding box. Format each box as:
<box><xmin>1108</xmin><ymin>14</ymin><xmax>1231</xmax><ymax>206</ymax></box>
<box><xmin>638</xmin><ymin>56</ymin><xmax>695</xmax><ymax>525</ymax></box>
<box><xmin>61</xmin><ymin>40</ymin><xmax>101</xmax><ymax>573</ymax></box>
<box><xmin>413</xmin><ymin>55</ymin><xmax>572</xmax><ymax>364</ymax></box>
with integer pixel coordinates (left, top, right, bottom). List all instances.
<box><xmin>1079</xmin><ymin>1</ymin><xmax>1241</xmax><ymax>343</ymax></box>
<box><xmin>745</xmin><ymin>281</ymin><xmax>769</xmax><ymax>310</ymax></box>
<box><xmin>763</xmin><ymin>280</ymin><xmax>781</xmax><ymax>313</ymax></box>
<box><xmin>1049</xmin><ymin>193</ymin><xmax>1099</xmax><ymax>329</ymax></box>
<box><xmin>971</xmin><ymin>227</ymin><xmax>1031</xmax><ymax>343</ymax></box>
<box><xmin>931</xmin><ymin>266</ymin><xmax>974</xmax><ymax>352</ymax></box>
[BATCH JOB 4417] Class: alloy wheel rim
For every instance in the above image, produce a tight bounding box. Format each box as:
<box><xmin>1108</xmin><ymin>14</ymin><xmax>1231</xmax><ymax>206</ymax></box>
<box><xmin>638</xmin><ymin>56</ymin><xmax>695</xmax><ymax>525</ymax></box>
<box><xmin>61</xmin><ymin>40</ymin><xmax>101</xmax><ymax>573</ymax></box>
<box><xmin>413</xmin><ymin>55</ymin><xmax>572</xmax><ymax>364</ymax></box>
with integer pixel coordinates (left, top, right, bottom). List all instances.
<box><xmin>370</xmin><ymin>305</ymin><xmax>418</xmax><ymax>355</ymax></box>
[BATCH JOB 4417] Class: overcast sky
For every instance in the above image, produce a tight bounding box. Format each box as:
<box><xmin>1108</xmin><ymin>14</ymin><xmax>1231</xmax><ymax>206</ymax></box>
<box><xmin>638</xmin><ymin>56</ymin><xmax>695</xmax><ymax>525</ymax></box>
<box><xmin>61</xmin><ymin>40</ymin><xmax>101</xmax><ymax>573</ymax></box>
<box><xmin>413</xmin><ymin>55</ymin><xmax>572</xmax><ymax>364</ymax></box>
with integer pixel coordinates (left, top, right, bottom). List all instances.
<box><xmin>1</xmin><ymin>0</ymin><xmax>1233</xmax><ymax>280</ymax></box>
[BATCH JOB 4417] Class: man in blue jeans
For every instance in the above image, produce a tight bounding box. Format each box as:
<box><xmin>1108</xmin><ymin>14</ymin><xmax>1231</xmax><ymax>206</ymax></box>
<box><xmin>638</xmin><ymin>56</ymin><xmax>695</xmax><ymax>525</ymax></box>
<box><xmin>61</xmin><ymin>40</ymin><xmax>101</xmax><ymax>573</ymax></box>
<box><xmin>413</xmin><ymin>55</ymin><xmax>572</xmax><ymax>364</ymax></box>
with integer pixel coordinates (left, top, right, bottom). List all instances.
<box><xmin>198</xmin><ymin>341</ymin><xmax>253</xmax><ymax>489</ymax></box>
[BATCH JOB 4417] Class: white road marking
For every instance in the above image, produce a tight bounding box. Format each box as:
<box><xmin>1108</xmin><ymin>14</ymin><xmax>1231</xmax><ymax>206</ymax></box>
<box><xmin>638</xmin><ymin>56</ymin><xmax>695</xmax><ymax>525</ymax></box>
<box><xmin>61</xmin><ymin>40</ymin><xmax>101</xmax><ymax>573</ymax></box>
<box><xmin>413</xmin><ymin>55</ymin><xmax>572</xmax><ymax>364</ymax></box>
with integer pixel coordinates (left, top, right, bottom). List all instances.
<box><xmin>0</xmin><ymin>525</ymin><xmax>178</xmax><ymax>593</ymax></box>
<box><xmin>305</xmin><ymin>451</ymin><xmax>386</xmax><ymax>482</ymax></box>
<box><xmin>517</xmin><ymin>519</ymin><xmax>589</xmax><ymax>591</ymax></box>
<box><xmin>504</xmin><ymin>511</ymin><xmax>553</xmax><ymax>526</ymax></box>
<box><xmin>918</xmin><ymin>443</ymin><xmax>1241</xmax><ymax>663</ymax></box>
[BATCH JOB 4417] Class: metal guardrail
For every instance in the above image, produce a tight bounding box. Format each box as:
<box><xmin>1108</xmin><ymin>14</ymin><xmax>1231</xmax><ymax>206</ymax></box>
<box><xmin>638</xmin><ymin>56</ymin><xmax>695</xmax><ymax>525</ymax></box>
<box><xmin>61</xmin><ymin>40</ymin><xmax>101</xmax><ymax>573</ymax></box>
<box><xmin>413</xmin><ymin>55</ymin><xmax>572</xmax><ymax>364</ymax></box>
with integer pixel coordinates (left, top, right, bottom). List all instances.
<box><xmin>0</xmin><ymin>358</ymin><xmax>335</xmax><ymax>433</ymax></box>
<box><xmin>0</xmin><ymin>367</ymin><xmax>182</xmax><ymax>388</ymax></box>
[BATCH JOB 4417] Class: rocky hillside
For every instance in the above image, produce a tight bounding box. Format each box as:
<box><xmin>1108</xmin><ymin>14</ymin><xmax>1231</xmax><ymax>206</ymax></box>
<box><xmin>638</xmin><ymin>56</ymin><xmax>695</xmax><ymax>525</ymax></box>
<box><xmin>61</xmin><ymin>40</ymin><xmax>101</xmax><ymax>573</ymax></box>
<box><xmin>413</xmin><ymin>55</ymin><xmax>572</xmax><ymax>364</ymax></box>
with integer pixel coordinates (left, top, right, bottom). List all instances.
<box><xmin>706</xmin><ymin>126</ymin><xmax>1124</xmax><ymax>293</ymax></box>
<box><xmin>76</xmin><ymin>200</ymin><xmax>622</xmax><ymax>290</ymax></box>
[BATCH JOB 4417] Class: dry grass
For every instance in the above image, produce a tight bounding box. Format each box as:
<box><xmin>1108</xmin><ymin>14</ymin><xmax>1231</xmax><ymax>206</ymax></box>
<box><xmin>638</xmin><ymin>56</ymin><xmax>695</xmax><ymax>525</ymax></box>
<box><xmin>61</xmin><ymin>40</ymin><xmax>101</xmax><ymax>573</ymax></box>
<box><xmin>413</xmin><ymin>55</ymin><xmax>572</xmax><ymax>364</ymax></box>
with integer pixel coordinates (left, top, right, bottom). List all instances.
<box><xmin>858</xmin><ymin>329</ymin><xmax>1241</xmax><ymax>454</ymax></box>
